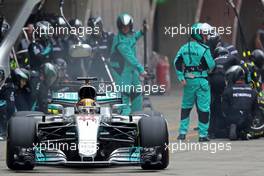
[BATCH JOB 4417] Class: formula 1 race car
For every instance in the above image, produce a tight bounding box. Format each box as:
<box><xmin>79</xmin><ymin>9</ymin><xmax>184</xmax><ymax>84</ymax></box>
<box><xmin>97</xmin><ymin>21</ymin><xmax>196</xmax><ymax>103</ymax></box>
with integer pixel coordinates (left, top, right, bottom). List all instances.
<box><xmin>6</xmin><ymin>77</ymin><xmax>169</xmax><ymax>170</ymax></box>
<box><xmin>1</xmin><ymin>0</ymin><xmax>169</xmax><ymax>171</ymax></box>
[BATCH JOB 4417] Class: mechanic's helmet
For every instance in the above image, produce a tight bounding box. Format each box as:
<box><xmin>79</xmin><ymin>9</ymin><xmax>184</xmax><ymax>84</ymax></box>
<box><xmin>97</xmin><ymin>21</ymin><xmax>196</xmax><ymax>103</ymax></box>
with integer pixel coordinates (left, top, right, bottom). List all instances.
<box><xmin>11</xmin><ymin>68</ymin><xmax>30</xmax><ymax>87</ymax></box>
<box><xmin>79</xmin><ymin>85</ymin><xmax>97</xmax><ymax>100</ymax></box>
<box><xmin>214</xmin><ymin>46</ymin><xmax>229</xmax><ymax>57</ymax></box>
<box><xmin>54</xmin><ymin>58</ymin><xmax>67</xmax><ymax>78</ymax></box>
<box><xmin>251</xmin><ymin>49</ymin><xmax>264</xmax><ymax>69</ymax></box>
<box><xmin>40</xmin><ymin>62</ymin><xmax>58</xmax><ymax>87</ymax></box>
<box><xmin>206</xmin><ymin>32</ymin><xmax>221</xmax><ymax>51</ymax></box>
<box><xmin>117</xmin><ymin>13</ymin><xmax>133</xmax><ymax>34</ymax></box>
<box><xmin>225</xmin><ymin>65</ymin><xmax>245</xmax><ymax>84</ymax></box>
<box><xmin>52</xmin><ymin>17</ymin><xmax>67</xmax><ymax>38</ymax></box>
<box><xmin>34</xmin><ymin>21</ymin><xmax>53</xmax><ymax>39</ymax></box>
<box><xmin>54</xmin><ymin>58</ymin><xmax>67</xmax><ymax>70</ymax></box>
<box><xmin>76</xmin><ymin>98</ymin><xmax>98</xmax><ymax>114</ymax></box>
<box><xmin>0</xmin><ymin>18</ymin><xmax>10</xmax><ymax>39</ymax></box>
<box><xmin>57</xmin><ymin>16</ymin><xmax>67</xmax><ymax>27</ymax></box>
<box><xmin>69</xmin><ymin>19</ymin><xmax>83</xmax><ymax>28</ymax></box>
<box><xmin>191</xmin><ymin>23</ymin><xmax>204</xmax><ymax>42</ymax></box>
<box><xmin>191</xmin><ymin>22</ymin><xmax>214</xmax><ymax>42</ymax></box>
<box><xmin>87</xmin><ymin>16</ymin><xmax>103</xmax><ymax>34</ymax></box>
<box><xmin>201</xmin><ymin>23</ymin><xmax>214</xmax><ymax>35</ymax></box>
<box><xmin>87</xmin><ymin>16</ymin><xmax>103</xmax><ymax>28</ymax></box>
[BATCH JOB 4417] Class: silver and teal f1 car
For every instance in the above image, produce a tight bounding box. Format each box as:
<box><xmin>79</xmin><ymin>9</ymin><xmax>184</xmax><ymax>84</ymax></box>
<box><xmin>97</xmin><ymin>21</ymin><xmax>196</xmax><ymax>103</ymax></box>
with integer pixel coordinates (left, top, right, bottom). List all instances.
<box><xmin>1</xmin><ymin>0</ymin><xmax>169</xmax><ymax>171</ymax></box>
<box><xmin>6</xmin><ymin>77</ymin><xmax>169</xmax><ymax>170</ymax></box>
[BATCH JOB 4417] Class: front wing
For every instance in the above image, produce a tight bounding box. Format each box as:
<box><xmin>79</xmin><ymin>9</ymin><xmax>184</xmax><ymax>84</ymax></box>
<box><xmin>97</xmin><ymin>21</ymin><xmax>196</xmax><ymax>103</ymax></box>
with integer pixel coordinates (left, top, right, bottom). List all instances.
<box><xmin>35</xmin><ymin>146</ymin><xmax>163</xmax><ymax>167</ymax></box>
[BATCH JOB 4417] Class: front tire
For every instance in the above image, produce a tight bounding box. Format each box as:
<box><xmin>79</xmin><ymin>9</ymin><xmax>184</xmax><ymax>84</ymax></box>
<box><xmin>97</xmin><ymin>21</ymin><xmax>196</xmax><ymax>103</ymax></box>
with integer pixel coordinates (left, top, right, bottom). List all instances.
<box><xmin>137</xmin><ymin>111</ymin><xmax>169</xmax><ymax>170</ymax></box>
<box><xmin>6</xmin><ymin>116</ymin><xmax>37</xmax><ymax>170</ymax></box>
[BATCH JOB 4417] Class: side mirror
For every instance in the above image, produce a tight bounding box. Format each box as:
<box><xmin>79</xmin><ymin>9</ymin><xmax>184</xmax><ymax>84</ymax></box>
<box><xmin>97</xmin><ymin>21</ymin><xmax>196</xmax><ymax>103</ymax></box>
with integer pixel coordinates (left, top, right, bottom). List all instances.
<box><xmin>69</xmin><ymin>43</ymin><xmax>93</xmax><ymax>58</ymax></box>
<box><xmin>112</xmin><ymin>104</ymin><xmax>127</xmax><ymax>114</ymax></box>
<box><xmin>48</xmin><ymin>104</ymin><xmax>64</xmax><ymax>115</ymax></box>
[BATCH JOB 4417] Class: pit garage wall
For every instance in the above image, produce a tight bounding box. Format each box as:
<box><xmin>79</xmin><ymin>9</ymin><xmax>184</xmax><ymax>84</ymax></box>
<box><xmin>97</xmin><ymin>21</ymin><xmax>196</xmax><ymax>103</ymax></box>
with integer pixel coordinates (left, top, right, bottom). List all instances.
<box><xmin>236</xmin><ymin>0</ymin><xmax>264</xmax><ymax>52</ymax></box>
<box><xmin>200</xmin><ymin>0</ymin><xmax>264</xmax><ymax>54</ymax></box>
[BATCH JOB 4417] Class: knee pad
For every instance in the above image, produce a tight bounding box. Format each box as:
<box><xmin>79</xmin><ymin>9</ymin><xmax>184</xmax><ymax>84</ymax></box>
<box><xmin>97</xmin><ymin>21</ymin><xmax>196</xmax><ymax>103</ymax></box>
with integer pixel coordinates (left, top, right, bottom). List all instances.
<box><xmin>181</xmin><ymin>108</ymin><xmax>192</xmax><ymax>120</ymax></box>
<box><xmin>197</xmin><ymin>110</ymin><xmax>209</xmax><ymax>124</ymax></box>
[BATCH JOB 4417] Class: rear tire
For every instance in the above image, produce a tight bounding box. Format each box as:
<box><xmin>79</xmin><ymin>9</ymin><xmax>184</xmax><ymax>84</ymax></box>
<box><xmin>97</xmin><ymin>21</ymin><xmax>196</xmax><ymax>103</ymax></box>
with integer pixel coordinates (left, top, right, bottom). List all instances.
<box><xmin>6</xmin><ymin>115</ymin><xmax>37</xmax><ymax>170</ymax></box>
<box><xmin>137</xmin><ymin>111</ymin><xmax>169</xmax><ymax>170</ymax></box>
<box><xmin>250</xmin><ymin>116</ymin><xmax>264</xmax><ymax>138</ymax></box>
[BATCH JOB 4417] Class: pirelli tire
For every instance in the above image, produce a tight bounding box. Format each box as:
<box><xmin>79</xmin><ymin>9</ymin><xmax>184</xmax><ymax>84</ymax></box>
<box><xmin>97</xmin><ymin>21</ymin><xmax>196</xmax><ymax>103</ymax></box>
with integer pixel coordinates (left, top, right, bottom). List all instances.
<box><xmin>137</xmin><ymin>111</ymin><xmax>169</xmax><ymax>170</ymax></box>
<box><xmin>6</xmin><ymin>115</ymin><xmax>37</xmax><ymax>170</ymax></box>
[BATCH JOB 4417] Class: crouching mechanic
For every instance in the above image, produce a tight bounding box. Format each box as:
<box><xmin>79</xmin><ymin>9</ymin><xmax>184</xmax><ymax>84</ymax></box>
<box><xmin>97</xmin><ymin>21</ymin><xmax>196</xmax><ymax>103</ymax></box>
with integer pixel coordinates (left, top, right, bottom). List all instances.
<box><xmin>223</xmin><ymin>65</ymin><xmax>258</xmax><ymax>140</ymax></box>
<box><xmin>110</xmin><ymin>13</ymin><xmax>147</xmax><ymax>115</ymax></box>
<box><xmin>208</xmin><ymin>46</ymin><xmax>240</xmax><ymax>138</ymax></box>
<box><xmin>174</xmin><ymin>23</ymin><xmax>215</xmax><ymax>142</ymax></box>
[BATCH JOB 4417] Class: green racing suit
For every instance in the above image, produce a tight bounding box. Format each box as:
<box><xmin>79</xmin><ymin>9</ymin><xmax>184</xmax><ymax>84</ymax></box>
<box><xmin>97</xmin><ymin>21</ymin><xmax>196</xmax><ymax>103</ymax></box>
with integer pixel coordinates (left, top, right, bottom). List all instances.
<box><xmin>174</xmin><ymin>41</ymin><xmax>215</xmax><ymax>137</ymax></box>
<box><xmin>110</xmin><ymin>31</ymin><xmax>144</xmax><ymax>115</ymax></box>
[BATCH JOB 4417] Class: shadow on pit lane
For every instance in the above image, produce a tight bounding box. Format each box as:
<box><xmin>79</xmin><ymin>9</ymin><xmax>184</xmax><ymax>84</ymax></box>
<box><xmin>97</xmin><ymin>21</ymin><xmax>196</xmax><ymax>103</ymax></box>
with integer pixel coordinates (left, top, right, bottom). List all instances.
<box><xmin>3</xmin><ymin>166</ymin><xmax>161</xmax><ymax>174</ymax></box>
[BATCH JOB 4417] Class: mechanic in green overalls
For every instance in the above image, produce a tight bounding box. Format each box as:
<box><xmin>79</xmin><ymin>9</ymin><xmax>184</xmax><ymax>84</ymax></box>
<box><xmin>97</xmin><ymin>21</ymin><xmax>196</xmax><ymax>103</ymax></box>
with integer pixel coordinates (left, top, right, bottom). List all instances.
<box><xmin>174</xmin><ymin>23</ymin><xmax>215</xmax><ymax>142</ymax></box>
<box><xmin>110</xmin><ymin>13</ymin><xmax>147</xmax><ymax>115</ymax></box>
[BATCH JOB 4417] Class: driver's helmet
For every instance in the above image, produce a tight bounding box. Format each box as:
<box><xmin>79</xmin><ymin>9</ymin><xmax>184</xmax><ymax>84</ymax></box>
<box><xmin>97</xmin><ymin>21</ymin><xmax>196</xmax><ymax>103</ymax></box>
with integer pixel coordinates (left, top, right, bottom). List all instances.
<box><xmin>76</xmin><ymin>98</ymin><xmax>98</xmax><ymax>114</ymax></box>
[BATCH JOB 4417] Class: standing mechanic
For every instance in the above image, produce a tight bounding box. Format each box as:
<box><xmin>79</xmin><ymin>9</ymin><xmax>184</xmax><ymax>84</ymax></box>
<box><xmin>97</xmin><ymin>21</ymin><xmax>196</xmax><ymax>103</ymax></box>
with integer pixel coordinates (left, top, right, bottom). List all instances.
<box><xmin>110</xmin><ymin>13</ymin><xmax>147</xmax><ymax>115</ymax></box>
<box><xmin>174</xmin><ymin>23</ymin><xmax>215</xmax><ymax>142</ymax></box>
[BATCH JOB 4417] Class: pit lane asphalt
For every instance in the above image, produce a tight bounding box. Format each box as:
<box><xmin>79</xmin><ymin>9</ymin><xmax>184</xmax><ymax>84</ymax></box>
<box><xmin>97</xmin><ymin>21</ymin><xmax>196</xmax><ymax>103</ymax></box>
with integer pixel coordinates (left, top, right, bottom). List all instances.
<box><xmin>0</xmin><ymin>89</ymin><xmax>264</xmax><ymax>176</ymax></box>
